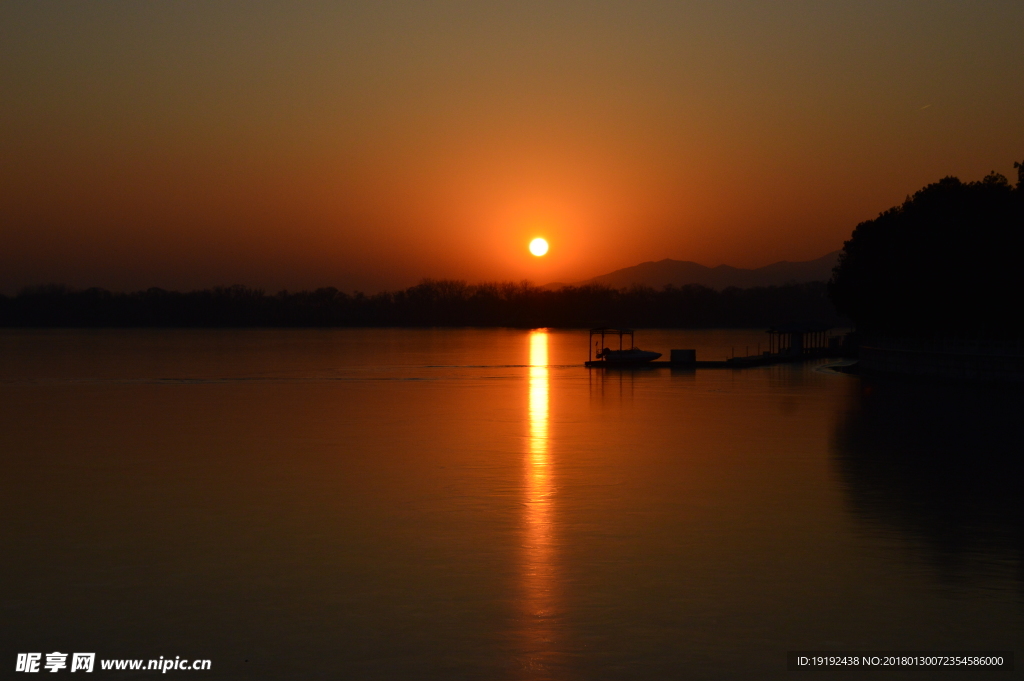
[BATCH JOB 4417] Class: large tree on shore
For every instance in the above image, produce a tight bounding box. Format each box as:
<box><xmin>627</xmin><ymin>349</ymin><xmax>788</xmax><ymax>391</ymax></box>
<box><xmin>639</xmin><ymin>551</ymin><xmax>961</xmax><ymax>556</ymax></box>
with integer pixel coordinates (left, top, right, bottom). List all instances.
<box><xmin>828</xmin><ymin>165</ymin><xmax>1024</xmax><ymax>338</ymax></box>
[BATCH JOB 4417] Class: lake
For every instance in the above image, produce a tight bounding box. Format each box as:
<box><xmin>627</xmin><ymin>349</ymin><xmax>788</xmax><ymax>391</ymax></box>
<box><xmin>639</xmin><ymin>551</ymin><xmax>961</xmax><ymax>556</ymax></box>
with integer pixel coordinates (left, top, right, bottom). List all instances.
<box><xmin>1</xmin><ymin>328</ymin><xmax>1020</xmax><ymax>679</ymax></box>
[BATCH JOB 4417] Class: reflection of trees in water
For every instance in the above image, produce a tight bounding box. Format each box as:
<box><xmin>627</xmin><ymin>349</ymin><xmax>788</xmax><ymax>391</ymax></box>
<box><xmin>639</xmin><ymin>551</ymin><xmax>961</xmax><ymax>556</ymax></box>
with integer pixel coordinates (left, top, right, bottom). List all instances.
<box><xmin>832</xmin><ymin>377</ymin><xmax>1024</xmax><ymax>582</ymax></box>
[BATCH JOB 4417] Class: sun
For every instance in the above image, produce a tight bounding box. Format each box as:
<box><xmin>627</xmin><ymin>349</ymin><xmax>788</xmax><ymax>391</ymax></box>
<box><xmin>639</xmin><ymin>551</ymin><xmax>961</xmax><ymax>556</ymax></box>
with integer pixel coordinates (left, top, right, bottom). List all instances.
<box><xmin>529</xmin><ymin>238</ymin><xmax>549</xmax><ymax>256</ymax></box>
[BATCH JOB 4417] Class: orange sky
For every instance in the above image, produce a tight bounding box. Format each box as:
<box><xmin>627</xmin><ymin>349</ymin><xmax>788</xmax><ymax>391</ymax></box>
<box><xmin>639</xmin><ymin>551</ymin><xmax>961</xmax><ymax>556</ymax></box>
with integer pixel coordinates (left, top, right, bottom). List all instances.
<box><xmin>2</xmin><ymin>1</ymin><xmax>1022</xmax><ymax>293</ymax></box>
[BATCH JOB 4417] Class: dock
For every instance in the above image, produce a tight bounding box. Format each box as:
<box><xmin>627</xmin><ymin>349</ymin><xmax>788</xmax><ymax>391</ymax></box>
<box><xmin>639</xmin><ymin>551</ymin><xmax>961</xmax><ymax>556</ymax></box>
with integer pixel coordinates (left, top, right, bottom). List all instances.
<box><xmin>584</xmin><ymin>353</ymin><xmax>838</xmax><ymax>369</ymax></box>
<box><xmin>584</xmin><ymin>325</ymin><xmax>854</xmax><ymax>369</ymax></box>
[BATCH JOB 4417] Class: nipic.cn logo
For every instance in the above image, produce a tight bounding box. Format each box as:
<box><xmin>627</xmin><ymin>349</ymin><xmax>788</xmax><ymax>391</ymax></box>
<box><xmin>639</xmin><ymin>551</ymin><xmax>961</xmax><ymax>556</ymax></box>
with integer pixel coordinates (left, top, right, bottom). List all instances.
<box><xmin>16</xmin><ymin>652</ymin><xmax>211</xmax><ymax>673</ymax></box>
<box><xmin>16</xmin><ymin>653</ymin><xmax>94</xmax><ymax>673</ymax></box>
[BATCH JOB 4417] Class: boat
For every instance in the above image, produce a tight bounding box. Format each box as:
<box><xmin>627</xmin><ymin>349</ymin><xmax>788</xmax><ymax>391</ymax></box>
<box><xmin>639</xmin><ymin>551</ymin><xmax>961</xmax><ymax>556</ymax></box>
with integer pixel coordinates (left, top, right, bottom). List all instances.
<box><xmin>597</xmin><ymin>347</ymin><xmax>662</xmax><ymax>363</ymax></box>
<box><xmin>587</xmin><ymin>328</ymin><xmax>662</xmax><ymax>365</ymax></box>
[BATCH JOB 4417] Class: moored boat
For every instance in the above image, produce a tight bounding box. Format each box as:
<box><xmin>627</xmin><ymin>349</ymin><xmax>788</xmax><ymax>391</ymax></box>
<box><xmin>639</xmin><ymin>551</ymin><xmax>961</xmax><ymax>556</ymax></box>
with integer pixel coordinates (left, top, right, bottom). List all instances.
<box><xmin>587</xmin><ymin>328</ymin><xmax>662</xmax><ymax>365</ymax></box>
<box><xmin>596</xmin><ymin>347</ymin><xmax>662</xmax><ymax>363</ymax></box>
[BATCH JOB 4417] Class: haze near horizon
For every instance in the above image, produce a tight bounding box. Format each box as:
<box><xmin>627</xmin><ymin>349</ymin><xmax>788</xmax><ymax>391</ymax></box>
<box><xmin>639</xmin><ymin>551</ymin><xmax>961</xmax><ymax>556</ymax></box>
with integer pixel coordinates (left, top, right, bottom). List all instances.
<box><xmin>2</xmin><ymin>1</ymin><xmax>1022</xmax><ymax>293</ymax></box>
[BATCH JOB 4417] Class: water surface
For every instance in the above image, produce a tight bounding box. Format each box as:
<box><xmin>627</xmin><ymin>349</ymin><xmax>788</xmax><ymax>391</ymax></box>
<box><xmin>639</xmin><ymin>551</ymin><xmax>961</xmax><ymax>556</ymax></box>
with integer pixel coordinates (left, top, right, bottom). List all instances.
<box><xmin>1</xmin><ymin>328</ymin><xmax>1020</xmax><ymax>679</ymax></box>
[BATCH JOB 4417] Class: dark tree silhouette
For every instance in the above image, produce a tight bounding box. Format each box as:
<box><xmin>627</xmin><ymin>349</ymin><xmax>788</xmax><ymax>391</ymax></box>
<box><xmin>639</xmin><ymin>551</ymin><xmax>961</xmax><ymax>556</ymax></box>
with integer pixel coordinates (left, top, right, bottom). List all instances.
<box><xmin>828</xmin><ymin>168</ymin><xmax>1024</xmax><ymax>338</ymax></box>
<box><xmin>0</xmin><ymin>280</ymin><xmax>846</xmax><ymax>329</ymax></box>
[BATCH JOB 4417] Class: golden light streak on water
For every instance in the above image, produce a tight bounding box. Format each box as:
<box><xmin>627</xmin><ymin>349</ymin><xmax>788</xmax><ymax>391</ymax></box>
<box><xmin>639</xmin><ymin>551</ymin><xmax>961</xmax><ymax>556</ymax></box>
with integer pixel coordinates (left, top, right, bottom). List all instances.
<box><xmin>529</xmin><ymin>331</ymin><xmax>549</xmax><ymax>457</ymax></box>
<box><xmin>521</xmin><ymin>329</ymin><xmax>557</xmax><ymax>674</ymax></box>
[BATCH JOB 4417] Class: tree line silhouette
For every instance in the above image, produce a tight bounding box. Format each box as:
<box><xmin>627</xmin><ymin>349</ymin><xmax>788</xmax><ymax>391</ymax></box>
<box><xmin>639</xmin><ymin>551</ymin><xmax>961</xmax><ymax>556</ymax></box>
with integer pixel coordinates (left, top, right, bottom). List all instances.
<box><xmin>0</xmin><ymin>280</ymin><xmax>845</xmax><ymax>329</ymax></box>
<box><xmin>828</xmin><ymin>163</ymin><xmax>1024</xmax><ymax>338</ymax></box>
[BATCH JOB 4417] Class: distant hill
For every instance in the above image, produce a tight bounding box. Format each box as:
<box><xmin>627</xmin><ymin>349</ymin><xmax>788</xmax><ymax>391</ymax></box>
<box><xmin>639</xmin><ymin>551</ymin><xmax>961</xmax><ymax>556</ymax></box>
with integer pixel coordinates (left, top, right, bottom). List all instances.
<box><xmin>557</xmin><ymin>251</ymin><xmax>841</xmax><ymax>291</ymax></box>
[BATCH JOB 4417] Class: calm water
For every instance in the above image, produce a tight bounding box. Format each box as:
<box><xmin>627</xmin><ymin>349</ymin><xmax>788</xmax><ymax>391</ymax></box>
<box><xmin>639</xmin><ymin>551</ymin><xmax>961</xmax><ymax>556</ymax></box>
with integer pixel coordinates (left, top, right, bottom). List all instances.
<box><xmin>1</xmin><ymin>328</ymin><xmax>1021</xmax><ymax>679</ymax></box>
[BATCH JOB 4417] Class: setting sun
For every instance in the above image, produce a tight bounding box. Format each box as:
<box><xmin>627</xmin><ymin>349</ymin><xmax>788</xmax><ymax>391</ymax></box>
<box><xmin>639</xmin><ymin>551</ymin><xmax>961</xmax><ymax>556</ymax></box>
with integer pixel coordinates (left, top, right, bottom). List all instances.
<box><xmin>529</xmin><ymin>238</ymin><xmax>549</xmax><ymax>257</ymax></box>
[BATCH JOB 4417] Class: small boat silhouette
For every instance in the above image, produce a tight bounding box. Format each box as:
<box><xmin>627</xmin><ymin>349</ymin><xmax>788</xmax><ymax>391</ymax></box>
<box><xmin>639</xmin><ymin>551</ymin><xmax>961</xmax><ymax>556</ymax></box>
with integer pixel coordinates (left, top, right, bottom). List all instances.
<box><xmin>596</xmin><ymin>347</ymin><xmax>662</xmax><ymax>363</ymax></box>
<box><xmin>588</xmin><ymin>328</ymin><xmax>662</xmax><ymax>365</ymax></box>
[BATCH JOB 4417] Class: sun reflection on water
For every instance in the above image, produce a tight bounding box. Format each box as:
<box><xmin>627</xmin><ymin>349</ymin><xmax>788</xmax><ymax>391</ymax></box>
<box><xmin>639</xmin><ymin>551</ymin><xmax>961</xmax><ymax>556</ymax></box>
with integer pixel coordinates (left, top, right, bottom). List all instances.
<box><xmin>522</xmin><ymin>330</ymin><xmax>557</xmax><ymax>672</ymax></box>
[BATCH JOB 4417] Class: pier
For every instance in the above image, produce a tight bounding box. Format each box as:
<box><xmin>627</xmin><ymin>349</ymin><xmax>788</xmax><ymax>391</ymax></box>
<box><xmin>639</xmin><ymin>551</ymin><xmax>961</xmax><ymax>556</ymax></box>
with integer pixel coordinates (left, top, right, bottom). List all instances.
<box><xmin>584</xmin><ymin>325</ymin><xmax>851</xmax><ymax>368</ymax></box>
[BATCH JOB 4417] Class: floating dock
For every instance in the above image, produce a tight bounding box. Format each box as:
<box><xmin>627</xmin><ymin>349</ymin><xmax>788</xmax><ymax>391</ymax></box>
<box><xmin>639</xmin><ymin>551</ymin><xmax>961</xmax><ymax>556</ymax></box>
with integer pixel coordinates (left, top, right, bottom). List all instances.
<box><xmin>584</xmin><ymin>353</ymin><xmax>837</xmax><ymax>369</ymax></box>
<box><xmin>584</xmin><ymin>326</ymin><xmax>853</xmax><ymax>369</ymax></box>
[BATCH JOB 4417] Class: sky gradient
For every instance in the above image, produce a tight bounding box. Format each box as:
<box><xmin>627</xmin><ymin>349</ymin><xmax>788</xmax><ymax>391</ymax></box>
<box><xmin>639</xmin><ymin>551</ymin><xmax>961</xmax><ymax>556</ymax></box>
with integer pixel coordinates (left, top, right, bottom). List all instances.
<box><xmin>2</xmin><ymin>1</ymin><xmax>1023</xmax><ymax>293</ymax></box>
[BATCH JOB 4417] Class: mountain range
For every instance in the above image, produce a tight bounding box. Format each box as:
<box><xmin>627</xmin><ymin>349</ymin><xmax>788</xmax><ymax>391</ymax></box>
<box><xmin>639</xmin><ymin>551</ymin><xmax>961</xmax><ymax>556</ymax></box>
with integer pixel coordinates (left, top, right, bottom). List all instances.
<box><xmin>546</xmin><ymin>251</ymin><xmax>841</xmax><ymax>291</ymax></box>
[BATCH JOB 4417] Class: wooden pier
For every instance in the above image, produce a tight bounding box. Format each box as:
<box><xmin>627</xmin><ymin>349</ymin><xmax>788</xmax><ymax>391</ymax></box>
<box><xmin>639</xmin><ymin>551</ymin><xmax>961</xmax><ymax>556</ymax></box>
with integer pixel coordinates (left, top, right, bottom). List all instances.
<box><xmin>584</xmin><ymin>324</ymin><xmax>852</xmax><ymax>369</ymax></box>
<box><xmin>584</xmin><ymin>351</ymin><xmax>841</xmax><ymax>369</ymax></box>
